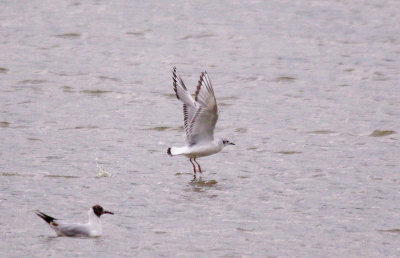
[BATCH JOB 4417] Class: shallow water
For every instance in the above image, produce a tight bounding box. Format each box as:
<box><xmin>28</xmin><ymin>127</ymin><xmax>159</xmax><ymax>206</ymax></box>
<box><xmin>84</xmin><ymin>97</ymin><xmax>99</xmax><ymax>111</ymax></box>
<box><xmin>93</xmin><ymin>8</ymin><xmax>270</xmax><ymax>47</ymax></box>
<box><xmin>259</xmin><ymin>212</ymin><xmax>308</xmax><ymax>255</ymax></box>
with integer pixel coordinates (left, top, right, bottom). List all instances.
<box><xmin>1</xmin><ymin>0</ymin><xmax>400</xmax><ymax>256</ymax></box>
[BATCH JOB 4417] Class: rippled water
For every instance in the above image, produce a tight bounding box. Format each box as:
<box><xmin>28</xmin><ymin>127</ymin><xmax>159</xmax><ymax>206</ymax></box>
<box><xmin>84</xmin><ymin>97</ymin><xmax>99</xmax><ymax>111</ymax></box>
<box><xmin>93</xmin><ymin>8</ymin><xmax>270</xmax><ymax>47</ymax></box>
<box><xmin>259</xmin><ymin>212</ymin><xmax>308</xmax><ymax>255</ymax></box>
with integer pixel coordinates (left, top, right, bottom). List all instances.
<box><xmin>1</xmin><ymin>1</ymin><xmax>400</xmax><ymax>256</ymax></box>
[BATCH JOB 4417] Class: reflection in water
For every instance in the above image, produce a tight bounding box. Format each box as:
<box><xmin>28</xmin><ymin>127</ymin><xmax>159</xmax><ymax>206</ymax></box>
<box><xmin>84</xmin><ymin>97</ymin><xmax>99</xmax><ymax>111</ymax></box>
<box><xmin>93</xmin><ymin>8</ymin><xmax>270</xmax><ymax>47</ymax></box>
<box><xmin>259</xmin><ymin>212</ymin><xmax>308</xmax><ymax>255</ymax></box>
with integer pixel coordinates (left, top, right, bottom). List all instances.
<box><xmin>44</xmin><ymin>175</ymin><xmax>80</xmax><ymax>179</ymax></box>
<box><xmin>379</xmin><ymin>229</ymin><xmax>400</xmax><ymax>233</ymax></box>
<box><xmin>55</xmin><ymin>33</ymin><xmax>81</xmax><ymax>38</ymax></box>
<box><xmin>189</xmin><ymin>177</ymin><xmax>217</xmax><ymax>187</ymax></box>
<box><xmin>369</xmin><ymin>130</ymin><xmax>396</xmax><ymax>137</ymax></box>
<box><xmin>81</xmin><ymin>90</ymin><xmax>112</xmax><ymax>96</ymax></box>
<box><xmin>188</xmin><ymin>177</ymin><xmax>219</xmax><ymax>193</ymax></box>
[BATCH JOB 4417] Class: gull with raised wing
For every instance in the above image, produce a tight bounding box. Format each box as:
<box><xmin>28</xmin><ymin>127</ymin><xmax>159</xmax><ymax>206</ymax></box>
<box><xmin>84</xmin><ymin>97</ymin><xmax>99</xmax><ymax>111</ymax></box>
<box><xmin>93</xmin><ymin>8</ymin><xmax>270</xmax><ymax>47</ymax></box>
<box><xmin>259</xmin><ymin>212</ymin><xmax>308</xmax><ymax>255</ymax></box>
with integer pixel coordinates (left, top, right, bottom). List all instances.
<box><xmin>34</xmin><ymin>205</ymin><xmax>113</xmax><ymax>237</ymax></box>
<box><xmin>167</xmin><ymin>67</ymin><xmax>235</xmax><ymax>175</ymax></box>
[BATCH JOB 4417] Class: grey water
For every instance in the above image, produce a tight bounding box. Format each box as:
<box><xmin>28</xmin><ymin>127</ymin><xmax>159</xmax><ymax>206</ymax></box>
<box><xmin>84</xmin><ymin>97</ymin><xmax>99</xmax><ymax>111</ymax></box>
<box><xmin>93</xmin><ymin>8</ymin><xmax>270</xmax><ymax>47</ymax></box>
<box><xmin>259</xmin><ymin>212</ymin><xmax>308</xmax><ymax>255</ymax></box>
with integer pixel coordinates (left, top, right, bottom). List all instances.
<box><xmin>1</xmin><ymin>0</ymin><xmax>400</xmax><ymax>257</ymax></box>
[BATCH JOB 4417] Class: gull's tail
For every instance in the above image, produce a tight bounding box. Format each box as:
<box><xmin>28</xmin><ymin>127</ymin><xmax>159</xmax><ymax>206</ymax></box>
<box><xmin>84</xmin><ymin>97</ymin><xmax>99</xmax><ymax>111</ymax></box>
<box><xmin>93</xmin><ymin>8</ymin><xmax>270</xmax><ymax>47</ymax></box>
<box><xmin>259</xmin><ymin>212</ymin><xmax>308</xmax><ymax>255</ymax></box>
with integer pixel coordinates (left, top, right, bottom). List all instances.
<box><xmin>167</xmin><ymin>147</ymin><xmax>186</xmax><ymax>156</ymax></box>
<box><xmin>34</xmin><ymin>210</ymin><xmax>56</xmax><ymax>224</ymax></box>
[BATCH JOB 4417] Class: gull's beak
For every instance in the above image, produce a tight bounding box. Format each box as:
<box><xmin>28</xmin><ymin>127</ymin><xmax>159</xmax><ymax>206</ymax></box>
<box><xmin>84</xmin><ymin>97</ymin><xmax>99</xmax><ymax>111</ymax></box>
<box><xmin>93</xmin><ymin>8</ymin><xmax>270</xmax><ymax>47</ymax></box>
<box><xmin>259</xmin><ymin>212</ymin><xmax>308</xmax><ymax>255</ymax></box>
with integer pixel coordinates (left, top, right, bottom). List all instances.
<box><xmin>230</xmin><ymin>142</ymin><xmax>235</xmax><ymax>145</ymax></box>
<box><xmin>103</xmin><ymin>210</ymin><xmax>114</xmax><ymax>215</ymax></box>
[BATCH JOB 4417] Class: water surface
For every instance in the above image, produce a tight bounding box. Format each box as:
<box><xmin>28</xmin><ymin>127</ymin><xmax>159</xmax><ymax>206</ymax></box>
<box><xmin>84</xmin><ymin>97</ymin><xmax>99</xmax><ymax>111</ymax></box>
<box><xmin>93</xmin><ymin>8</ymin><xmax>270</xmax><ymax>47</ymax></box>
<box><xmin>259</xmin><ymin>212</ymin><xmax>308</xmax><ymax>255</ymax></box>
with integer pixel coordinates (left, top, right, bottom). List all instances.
<box><xmin>1</xmin><ymin>0</ymin><xmax>400</xmax><ymax>256</ymax></box>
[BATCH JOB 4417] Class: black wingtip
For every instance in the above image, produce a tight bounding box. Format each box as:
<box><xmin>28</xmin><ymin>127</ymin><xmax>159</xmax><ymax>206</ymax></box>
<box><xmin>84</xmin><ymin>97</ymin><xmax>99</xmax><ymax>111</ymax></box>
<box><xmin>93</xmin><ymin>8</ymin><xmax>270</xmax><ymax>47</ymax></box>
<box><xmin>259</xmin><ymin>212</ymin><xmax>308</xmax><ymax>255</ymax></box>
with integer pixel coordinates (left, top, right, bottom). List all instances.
<box><xmin>34</xmin><ymin>210</ymin><xmax>56</xmax><ymax>224</ymax></box>
<box><xmin>167</xmin><ymin>147</ymin><xmax>172</xmax><ymax>156</ymax></box>
<box><xmin>172</xmin><ymin>67</ymin><xmax>180</xmax><ymax>99</ymax></box>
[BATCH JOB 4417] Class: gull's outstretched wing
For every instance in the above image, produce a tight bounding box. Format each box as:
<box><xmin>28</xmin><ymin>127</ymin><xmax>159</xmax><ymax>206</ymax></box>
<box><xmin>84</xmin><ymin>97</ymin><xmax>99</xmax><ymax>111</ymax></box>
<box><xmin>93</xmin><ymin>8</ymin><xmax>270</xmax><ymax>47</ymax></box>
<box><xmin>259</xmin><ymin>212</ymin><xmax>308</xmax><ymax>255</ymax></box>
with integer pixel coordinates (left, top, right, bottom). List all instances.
<box><xmin>187</xmin><ymin>71</ymin><xmax>219</xmax><ymax>145</ymax></box>
<box><xmin>172</xmin><ymin>67</ymin><xmax>198</xmax><ymax>139</ymax></box>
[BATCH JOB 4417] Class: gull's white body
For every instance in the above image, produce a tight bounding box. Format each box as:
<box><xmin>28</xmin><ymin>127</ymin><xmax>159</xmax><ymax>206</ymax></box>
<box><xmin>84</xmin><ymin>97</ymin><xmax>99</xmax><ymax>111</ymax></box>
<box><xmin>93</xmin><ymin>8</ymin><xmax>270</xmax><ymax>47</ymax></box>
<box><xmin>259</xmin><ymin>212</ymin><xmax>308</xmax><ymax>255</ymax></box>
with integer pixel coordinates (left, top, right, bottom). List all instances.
<box><xmin>168</xmin><ymin>67</ymin><xmax>234</xmax><ymax>173</ymax></box>
<box><xmin>34</xmin><ymin>206</ymin><xmax>112</xmax><ymax>237</ymax></box>
<box><xmin>50</xmin><ymin>209</ymin><xmax>102</xmax><ymax>237</ymax></box>
<box><xmin>169</xmin><ymin>139</ymin><xmax>224</xmax><ymax>158</ymax></box>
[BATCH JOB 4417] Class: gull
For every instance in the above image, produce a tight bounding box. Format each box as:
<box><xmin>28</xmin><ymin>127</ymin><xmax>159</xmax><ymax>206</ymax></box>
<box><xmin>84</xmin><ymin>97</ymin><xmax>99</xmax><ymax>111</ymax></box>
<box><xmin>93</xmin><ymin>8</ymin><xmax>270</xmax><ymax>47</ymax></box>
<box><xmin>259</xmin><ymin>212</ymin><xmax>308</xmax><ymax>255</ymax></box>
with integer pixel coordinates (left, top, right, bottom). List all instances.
<box><xmin>34</xmin><ymin>205</ymin><xmax>113</xmax><ymax>237</ymax></box>
<box><xmin>167</xmin><ymin>67</ymin><xmax>235</xmax><ymax>174</ymax></box>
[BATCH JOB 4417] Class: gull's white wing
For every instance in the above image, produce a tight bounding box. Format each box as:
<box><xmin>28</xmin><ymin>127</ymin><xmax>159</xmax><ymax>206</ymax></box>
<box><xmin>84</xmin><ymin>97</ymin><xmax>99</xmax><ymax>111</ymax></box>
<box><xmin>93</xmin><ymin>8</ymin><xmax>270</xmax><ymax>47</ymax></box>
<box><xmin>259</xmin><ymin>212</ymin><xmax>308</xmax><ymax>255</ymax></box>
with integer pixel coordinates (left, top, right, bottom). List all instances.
<box><xmin>172</xmin><ymin>67</ymin><xmax>198</xmax><ymax>139</ymax></box>
<box><xmin>187</xmin><ymin>71</ymin><xmax>219</xmax><ymax>145</ymax></box>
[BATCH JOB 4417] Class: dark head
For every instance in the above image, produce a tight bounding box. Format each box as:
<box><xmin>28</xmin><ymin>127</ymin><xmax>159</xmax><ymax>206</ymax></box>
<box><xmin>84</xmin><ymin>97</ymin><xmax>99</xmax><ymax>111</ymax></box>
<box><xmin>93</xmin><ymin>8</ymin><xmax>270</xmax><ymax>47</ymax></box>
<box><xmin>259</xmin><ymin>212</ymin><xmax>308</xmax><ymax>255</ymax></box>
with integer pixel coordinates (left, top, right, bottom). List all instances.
<box><xmin>221</xmin><ymin>138</ymin><xmax>235</xmax><ymax>147</ymax></box>
<box><xmin>92</xmin><ymin>205</ymin><xmax>114</xmax><ymax>217</ymax></box>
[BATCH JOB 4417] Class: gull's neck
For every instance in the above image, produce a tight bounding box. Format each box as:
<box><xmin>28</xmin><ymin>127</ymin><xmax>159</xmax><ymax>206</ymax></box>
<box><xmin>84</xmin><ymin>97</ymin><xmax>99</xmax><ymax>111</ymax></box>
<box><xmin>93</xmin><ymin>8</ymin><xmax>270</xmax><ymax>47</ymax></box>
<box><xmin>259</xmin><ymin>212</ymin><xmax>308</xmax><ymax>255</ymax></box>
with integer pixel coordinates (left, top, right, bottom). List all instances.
<box><xmin>215</xmin><ymin>139</ymin><xmax>224</xmax><ymax>148</ymax></box>
<box><xmin>87</xmin><ymin>209</ymin><xmax>102</xmax><ymax>235</ymax></box>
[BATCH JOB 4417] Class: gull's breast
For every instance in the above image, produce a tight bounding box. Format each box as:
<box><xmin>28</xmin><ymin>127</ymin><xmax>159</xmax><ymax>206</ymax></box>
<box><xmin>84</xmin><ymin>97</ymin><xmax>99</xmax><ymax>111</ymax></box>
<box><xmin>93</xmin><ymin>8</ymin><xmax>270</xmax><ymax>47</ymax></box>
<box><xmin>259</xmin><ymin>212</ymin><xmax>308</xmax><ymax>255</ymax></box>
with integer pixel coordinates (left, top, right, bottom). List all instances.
<box><xmin>184</xmin><ymin>143</ymin><xmax>221</xmax><ymax>158</ymax></box>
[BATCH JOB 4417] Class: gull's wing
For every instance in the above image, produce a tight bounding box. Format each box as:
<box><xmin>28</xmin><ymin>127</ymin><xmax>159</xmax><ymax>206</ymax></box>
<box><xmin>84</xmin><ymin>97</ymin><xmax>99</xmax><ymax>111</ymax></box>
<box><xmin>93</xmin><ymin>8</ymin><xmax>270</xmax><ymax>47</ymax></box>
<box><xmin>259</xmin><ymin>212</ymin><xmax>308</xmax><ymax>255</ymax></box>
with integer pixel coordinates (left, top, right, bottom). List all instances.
<box><xmin>34</xmin><ymin>210</ymin><xmax>57</xmax><ymax>224</ymax></box>
<box><xmin>56</xmin><ymin>223</ymin><xmax>90</xmax><ymax>237</ymax></box>
<box><xmin>172</xmin><ymin>67</ymin><xmax>198</xmax><ymax>139</ymax></box>
<box><xmin>34</xmin><ymin>210</ymin><xmax>88</xmax><ymax>237</ymax></box>
<box><xmin>187</xmin><ymin>71</ymin><xmax>219</xmax><ymax>145</ymax></box>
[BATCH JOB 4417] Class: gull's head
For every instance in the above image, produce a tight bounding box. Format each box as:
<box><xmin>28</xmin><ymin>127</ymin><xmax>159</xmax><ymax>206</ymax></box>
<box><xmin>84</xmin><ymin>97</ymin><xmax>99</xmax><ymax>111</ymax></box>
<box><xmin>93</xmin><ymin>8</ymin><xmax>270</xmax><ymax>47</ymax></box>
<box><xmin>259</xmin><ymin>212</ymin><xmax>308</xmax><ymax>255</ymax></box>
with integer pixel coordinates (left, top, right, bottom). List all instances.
<box><xmin>92</xmin><ymin>205</ymin><xmax>114</xmax><ymax>217</ymax></box>
<box><xmin>221</xmin><ymin>138</ymin><xmax>235</xmax><ymax>147</ymax></box>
